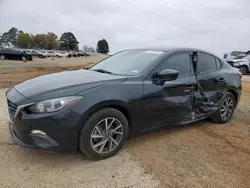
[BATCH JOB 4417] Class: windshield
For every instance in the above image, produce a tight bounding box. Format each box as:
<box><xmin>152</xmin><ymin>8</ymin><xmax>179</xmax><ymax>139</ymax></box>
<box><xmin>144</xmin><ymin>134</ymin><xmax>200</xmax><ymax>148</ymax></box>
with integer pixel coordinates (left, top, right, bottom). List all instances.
<box><xmin>234</xmin><ymin>55</ymin><xmax>246</xmax><ymax>59</ymax></box>
<box><xmin>90</xmin><ymin>50</ymin><xmax>165</xmax><ymax>75</ymax></box>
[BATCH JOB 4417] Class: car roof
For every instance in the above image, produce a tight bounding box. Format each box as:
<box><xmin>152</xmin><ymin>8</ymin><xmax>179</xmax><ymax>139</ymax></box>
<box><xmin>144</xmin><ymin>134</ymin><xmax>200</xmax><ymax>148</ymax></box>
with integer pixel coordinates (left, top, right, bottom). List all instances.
<box><xmin>127</xmin><ymin>47</ymin><xmax>220</xmax><ymax>58</ymax></box>
<box><xmin>129</xmin><ymin>47</ymin><xmax>209</xmax><ymax>53</ymax></box>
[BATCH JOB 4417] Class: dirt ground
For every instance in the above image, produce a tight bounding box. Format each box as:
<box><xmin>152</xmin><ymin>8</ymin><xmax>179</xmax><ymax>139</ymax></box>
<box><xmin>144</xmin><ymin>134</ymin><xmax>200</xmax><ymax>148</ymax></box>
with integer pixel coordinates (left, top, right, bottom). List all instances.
<box><xmin>0</xmin><ymin>58</ymin><xmax>249</xmax><ymax>188</ymax></box>
<box><xmin>0</xmin><ymin>56</ymin><xmax>106</xmax><ymax>88</ymax></box>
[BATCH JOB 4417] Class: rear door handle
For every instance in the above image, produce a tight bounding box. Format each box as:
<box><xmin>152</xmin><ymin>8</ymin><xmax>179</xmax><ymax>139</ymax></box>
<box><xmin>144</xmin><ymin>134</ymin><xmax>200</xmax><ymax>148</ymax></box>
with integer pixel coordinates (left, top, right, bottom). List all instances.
<box><xmin>218</xmin><ymin>78</ymin><xmax>226</xmax><ymax>84</ymax></box>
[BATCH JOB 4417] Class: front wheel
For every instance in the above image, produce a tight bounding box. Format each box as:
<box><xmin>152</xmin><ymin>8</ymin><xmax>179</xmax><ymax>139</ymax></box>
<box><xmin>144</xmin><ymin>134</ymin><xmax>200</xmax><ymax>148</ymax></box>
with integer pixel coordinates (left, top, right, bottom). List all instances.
<box><xmin>79</xmin><ymin>108</ymin><xmax>129</xmax><ymax>160</ymax></box>
<box><xmin>211</xmin><ymin>92</ymin><xmax>236</xmax><ymax>123</ymax></box>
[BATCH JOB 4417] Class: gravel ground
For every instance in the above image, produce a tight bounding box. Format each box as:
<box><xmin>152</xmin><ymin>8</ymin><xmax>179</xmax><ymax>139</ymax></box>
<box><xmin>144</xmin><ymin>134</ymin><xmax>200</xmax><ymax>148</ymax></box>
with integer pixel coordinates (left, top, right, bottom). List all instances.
<box><xmin>127</xmin><ymin>81</ymin><xmax>250</xmax><ymax>188</ymax></box>
<box><xmin>0</xmin><ymin>58</ymin><xmax>249</xmax><ymax>188</ymax></box>
<box><xmin>242</xmin><ymin>75</ymin><xmax>250</xmax><ymax>82</ymax></box>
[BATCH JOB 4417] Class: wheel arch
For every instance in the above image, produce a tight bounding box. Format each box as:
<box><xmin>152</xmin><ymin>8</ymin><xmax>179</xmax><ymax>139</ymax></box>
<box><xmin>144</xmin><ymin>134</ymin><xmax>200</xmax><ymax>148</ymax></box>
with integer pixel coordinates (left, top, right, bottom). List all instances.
<box><xmin>76</xmin><ymin>100</ymin><xmax>132</xmax><ymax>148</ymax></box>
<box><xmin>227</xmin><ymin>89</ymin><xmax>238</xmax><ymax>103</ymax></box>
<box><xmin>241</xmin><ymin>64</ymin><xmax>249</xmax><ymax>70</ymax></box>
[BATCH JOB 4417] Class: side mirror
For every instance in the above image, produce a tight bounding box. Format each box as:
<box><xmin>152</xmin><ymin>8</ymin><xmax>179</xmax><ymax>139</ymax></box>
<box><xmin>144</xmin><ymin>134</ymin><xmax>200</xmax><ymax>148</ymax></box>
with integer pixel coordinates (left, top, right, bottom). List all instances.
<box><xmin>154</xmin><ymin>69</ymin><xmax>178</xmax><ymax>85</ymax></box>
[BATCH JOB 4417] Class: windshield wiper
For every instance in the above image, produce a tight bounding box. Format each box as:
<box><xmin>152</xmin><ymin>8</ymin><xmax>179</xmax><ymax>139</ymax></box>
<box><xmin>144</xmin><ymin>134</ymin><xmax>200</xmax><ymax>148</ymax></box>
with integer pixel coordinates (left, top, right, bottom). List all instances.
<box><xmin>92</xmin><ymin>69</ymin><xmax>118</xmax><ymax>75</ymax></box>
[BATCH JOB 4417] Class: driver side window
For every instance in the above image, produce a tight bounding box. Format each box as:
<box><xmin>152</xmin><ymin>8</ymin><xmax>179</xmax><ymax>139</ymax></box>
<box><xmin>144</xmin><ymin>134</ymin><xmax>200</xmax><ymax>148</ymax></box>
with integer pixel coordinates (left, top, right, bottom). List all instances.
<box><xmin>157</xmin><ymin>53</ymin><xmax>193</xmax><ymax>78</ymax></box>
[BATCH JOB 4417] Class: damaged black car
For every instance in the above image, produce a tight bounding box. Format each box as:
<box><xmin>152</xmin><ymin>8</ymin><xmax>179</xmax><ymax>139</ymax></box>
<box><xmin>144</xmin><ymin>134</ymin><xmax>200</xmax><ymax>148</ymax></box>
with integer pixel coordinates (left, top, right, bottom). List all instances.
<box><xmin>6</xmin><ymin>48</ymin><xmax>242</xmax><ymax>160</ymax></box>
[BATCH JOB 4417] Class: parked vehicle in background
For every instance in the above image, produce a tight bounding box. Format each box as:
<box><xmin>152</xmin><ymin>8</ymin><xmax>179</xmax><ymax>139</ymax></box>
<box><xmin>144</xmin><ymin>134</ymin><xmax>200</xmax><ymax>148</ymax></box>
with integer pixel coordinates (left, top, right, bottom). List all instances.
<box><xmin>45</xmin><ymin>51</ymin><xmax>57</xmax><ymax>57</ymax></box>
<box><xmin>79</xmin><ymin>51</ymin><xmax>90</xmax><ymax>57</ymax></box>
<box><xmin>6</xmin><ymin>48</ymin><xmax>242</xmax><ymax>160</ymax></box>
<box><xmin>223</xmin><ymin>51</ymin><xmax>247</xmax><ymax>61</ymax></box>
<box><xmin>0</xmin><ymin>49</ymin><xmax>32</xmax><ymax>61</ymax></box>
<box><xmin>72</xmin><ymin>51</ymin><xmax>80</xmax><ymax>57</ymax></box>
<box><xmin>227</xmin><ymin>55</ymin><xmax>250</xmax><ymax>74</ymax></box>
<box><xmin>26</xmin><ymin>50</ymin><xmax>46</xmax><ymax>58</ymax></box>
<box><xmin>55</xmin><ymin>51</ymin><xmax>68</xmax><ymax>57</ymax></box>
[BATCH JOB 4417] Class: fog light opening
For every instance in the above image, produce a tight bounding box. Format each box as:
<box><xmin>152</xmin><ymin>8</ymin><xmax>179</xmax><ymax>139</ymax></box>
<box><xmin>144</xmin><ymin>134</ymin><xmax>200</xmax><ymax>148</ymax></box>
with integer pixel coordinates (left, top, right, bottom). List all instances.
<box><xmin>31</xmin><ymin>130</ymin><xmax>46</xmax><ymax>135</ymax></box>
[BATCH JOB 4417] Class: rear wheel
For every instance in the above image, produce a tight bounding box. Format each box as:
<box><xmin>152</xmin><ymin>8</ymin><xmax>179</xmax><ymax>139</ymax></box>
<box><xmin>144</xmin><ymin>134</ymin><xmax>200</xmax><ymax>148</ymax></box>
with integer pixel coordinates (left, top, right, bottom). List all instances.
<box><xmin>79</xmin><ymin>108</ymin><xmax>129</xmax><ymax>160</ymax></box>
<box><xmin>211</xmin><ymin>92</ymin><xmax>236</xmax><ymax>123</ymax></box>
<box><xmin>239</xmin><ymin>65</ymin><xmax>248</xmax><ymax>75</ymax></box>
<box><xmin>0</xmin><ymin>55</ymin><xmax>5</xmax><ymax>60</ymax></box>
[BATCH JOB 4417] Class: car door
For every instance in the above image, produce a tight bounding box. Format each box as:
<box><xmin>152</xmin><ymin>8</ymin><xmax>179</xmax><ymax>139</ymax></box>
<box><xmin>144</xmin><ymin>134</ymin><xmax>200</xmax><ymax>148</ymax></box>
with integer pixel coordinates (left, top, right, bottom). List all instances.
<box><xmin>7</xmin><ymin>49</ymin><xmax>19</xmax><ymax>60</ymax></box>
<box><xmin>196</xmin><ymin>52</ymin><xmax>225</xmax><ymax>111</ymax></box>
<box><xmin>141</xmin><ymin>52</ymin><xmax>196</xmax><ymax>130</ymax></box>
<box><xmin>32</xmin><ymin>50</ymin><xmax>38</xmax><ymax>56</ymax></box>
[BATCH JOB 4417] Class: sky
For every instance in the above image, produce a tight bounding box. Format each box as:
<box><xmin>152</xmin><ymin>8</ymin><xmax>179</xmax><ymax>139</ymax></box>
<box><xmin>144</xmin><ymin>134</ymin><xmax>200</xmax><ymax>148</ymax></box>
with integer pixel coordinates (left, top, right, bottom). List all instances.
<box><xmin>0</xmin><ymin>0</ymin><xmax>249</xmax><ymax>55</ymax></box>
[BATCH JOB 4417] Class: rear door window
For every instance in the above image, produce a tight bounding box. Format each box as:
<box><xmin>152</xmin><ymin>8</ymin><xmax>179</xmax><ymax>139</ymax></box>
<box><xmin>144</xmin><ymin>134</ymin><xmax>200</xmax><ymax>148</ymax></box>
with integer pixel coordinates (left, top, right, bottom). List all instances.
<box><xmin>197</xmin><ymin>53</ymin><xmax>217</xmax><ymax>73</ymax></box>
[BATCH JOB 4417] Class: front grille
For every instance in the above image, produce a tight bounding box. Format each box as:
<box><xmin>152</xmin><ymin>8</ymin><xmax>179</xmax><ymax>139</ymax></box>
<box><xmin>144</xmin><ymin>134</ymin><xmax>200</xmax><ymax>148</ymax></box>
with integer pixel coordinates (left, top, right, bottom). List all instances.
<box><xmin>7</xmin><ymin>100</ymin><xmax>17</xmax><ymax>124</ymax></box>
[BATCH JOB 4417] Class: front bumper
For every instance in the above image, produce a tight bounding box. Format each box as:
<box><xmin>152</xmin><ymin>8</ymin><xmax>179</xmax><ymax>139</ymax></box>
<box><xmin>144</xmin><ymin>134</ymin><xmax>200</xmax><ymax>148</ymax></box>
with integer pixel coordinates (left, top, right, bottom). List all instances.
<box><xmin>9</xmin><ymin>122</ymin><xmax>59</xmax><ymax>150</ymax></box>
<box><xmin>8</xmin><ymin>108</ymin><xmax>81</xmax><ymax>152</ymax></box>
<box><xmin>6</xmin><ymin>88</ymin><xmax>81</xmax><ymax>152</ymax></box>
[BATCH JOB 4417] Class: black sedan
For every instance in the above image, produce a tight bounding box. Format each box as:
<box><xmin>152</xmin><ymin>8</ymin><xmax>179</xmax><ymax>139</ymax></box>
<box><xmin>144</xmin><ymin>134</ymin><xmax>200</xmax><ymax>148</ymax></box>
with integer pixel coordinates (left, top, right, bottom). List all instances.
<box><xmin>0</xmin><ymin>49</ymin><xmax>32</xmax><ymax>61</ymax></box>
<box><xmin>6</xmin><ymin>48</ymin><xmax>242</xmax><ymax>160</ymax></box>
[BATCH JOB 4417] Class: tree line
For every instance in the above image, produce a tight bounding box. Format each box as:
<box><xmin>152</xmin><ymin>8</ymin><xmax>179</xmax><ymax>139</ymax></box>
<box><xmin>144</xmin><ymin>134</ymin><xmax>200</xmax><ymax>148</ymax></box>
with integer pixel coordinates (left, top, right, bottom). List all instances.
<box><xmin>0</xmin><ymin>27</ymin><xmax>110</xmax><ymax>54</ymax></box>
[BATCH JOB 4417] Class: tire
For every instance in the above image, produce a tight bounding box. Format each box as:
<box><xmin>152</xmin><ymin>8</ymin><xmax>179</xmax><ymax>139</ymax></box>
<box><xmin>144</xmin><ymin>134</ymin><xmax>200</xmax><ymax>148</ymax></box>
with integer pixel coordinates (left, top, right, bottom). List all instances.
<box><xmin>79</xmin><ymin>108</ymin><xmax>129</xmax><ymax>160</ymax></box>
<box><xmin>21</xmin><ymin>56</ymin><xmax>26</xmax><ymax>61</ymax></box>
<box><xmin>211</xmin><ymin>92</ymin><xmax>236</xmax><ymax>123</ymax></box>
<box><xmin>239</xmin><ymin>66</ymin><xmax>248</xmax><ymax>75</ymax></box>
<box><xmin>0</xmin><ymin>55</ymin><xmax>5</xmax><ymax>60</ymax></box>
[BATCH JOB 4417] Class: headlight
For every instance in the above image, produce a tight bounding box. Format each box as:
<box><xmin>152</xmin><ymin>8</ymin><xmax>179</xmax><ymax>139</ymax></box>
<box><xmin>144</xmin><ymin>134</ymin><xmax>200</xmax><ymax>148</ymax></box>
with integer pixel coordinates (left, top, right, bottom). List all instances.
<box><xmin>233</xmin><ymin>62</ymin><xmax>240</xmax><ymax>67</ymax></box>
<box><xmin>28</xmin><ymin>96</ymin><xmax>82</xmax><ymax>113</ymax></box>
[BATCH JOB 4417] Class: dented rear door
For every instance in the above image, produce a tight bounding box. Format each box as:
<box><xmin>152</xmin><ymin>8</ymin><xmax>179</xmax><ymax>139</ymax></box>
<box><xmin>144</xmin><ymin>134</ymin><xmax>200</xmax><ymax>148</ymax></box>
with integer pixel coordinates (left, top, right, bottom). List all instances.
<box><xmin>196</xmin><ymin>52</ymin><xmax>225</xmax><ymax>110</ymax></box>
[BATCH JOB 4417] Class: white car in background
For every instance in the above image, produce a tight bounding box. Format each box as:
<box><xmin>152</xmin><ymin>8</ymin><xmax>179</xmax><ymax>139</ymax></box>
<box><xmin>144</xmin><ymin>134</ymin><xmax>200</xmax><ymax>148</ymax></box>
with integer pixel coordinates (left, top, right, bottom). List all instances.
<box><xmin>45</xmin><ymin>51</ymin><xmax>58</xmax><ymax>57</ymax></box>
<box><xmin>56</xmin><ymin>51</ymin><xmax>68</xmax><ymax>57</ymax></box>
<box><xmin>224</xmin><ymin>51</ymin><xmax>247</xmax><ymax>61</ymax></box>
<box><xmin>227</xmin><ymin>55</ymin><xmax>250</xmax><ymax>74</ymax></box>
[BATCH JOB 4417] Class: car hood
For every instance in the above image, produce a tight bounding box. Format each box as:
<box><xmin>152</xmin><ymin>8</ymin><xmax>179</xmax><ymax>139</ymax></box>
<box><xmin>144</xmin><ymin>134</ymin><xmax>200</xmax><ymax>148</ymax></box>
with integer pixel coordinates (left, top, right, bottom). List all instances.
<box><xmin>14</xmin><ymin>69</ymin><xmax>127</xmax><ymax>101</ymax></box>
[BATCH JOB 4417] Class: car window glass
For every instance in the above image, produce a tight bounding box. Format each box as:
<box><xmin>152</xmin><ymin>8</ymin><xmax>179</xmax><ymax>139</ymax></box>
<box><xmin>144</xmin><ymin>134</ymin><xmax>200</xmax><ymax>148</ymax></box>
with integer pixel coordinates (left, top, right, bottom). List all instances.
<box><xmin>197</xmin><ymin>53</ymin><xmax>217</xmax><ymax>73</ymax></box>
<box><xmin>91</xmin><ymin>50</ymin><xmax>166</xmax><ymax>75</ymax></box>
<box><xmin>215</xmin><ymin>58</ymin><xmax>222</xmax><ymax>69</ymax></box>
<box><xmin>157</xmin><ymin>53</ymin><xmax>192</xmax><ymax>77</ymax></box>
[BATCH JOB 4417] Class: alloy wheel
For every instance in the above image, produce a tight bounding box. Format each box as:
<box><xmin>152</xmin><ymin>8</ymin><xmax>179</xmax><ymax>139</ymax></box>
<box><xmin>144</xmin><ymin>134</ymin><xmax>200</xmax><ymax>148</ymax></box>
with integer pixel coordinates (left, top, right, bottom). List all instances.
<box><xmin>220</xmin><ymin>97</ymin><xmax>234</xmax><ymax>120</ymax></box>
<box><xmin>90</xmin><ymin>117</ymin><xmax>123</xmax><ymax>154</ymax></box>
<box><xmin>240</xmin><ymin>66</ymin><xmax>248</xmax><ymax>75</ymax></box>
<box><xmin>0</xmin><ymin>55</ymin><xmax>5</xmax><ymax>60</ymax></box>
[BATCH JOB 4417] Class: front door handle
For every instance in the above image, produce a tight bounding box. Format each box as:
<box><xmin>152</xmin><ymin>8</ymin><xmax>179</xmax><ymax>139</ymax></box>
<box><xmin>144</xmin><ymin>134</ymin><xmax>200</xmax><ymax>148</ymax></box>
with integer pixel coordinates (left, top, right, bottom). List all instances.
<box><xmin>184</xmin><ymin>88</ymin><xmax>191</xmax><ymax>92</ymax></box>
<box><xmin>184</xmin><ymin>86</ymin><xmax>194</xmax><ymax>93</ymax></box>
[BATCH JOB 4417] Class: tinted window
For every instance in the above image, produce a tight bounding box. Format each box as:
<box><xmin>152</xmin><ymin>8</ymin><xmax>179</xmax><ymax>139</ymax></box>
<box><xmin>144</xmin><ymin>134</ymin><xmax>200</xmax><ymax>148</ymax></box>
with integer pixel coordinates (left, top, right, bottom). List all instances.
<box><xmin>157</xmin><ymin>53</ymin><xmax>192</xmax><ymax>77</ymax></box>
<box><xmin>197</xmin><ymin>53</ymin><xmax>216</xmax><ymax>73</ymax></box>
